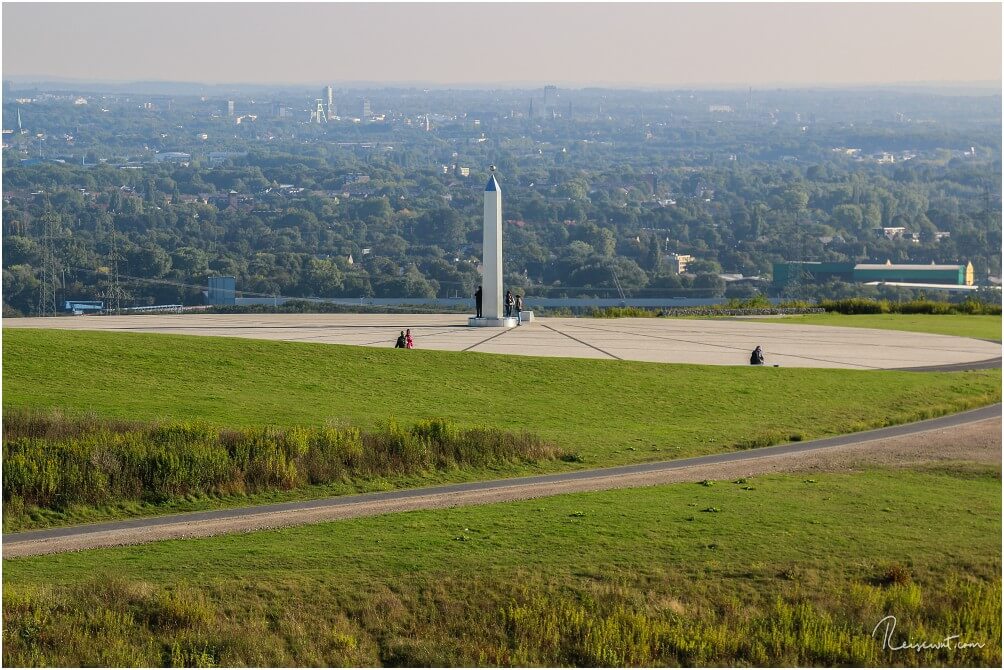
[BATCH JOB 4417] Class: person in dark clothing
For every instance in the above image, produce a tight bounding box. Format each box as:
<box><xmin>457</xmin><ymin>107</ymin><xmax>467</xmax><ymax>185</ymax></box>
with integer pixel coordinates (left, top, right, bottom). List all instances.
<box><xmin>505</xmin><ymin>290</ymin><xmax>514</xmax><ymax>317</ymax></box>
<box><xmin>514</xmin><ymin>293</ymin><xmax>523</xmax><ymax>325</ymax></box>
<box><xmin>474</xmin><ymin>286</ymin><xmax>483</xmax><ymax>318</ymax></box>
<box><xmin>750</xmin><ymin>345</ymin><xmax>765</xmax><ymax>365</ymax></box>
<box><xmin>395</xmin><ymin>331</ymin><xmax>407</xmax><ymax>348</ymax></box>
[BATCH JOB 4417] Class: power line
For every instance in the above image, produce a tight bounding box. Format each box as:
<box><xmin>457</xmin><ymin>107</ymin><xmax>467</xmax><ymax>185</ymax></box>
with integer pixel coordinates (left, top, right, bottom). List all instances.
<box><xmin>97</xmin><ymin>216</ymin><xmax>130</xmax><ymax>313</ymax></box>
<box><xmin>980</xmin><ymin>178</ymin><xmax>1001</xmax><ymax>286</ymax></box>
<box><xmin>67</xmin><ymin>266</ymin><xmax>275</xmax><ymax>300</ymax></box>
<box><xmin>36</xmin><ymin>213</ymin><xmax>59</xmax><ymax>317</ymax></box>
<box><xmin>65</xmin><ymin>265</ymin><xmax>728</xmax><ymax>299</ymax></box>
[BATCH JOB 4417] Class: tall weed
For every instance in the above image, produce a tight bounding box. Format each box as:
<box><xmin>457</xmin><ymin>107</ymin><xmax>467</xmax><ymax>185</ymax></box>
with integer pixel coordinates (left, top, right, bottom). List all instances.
<box><xmin>4</xmin><ymin>574</ymin><xmax>998</xmax><ymax>667</ymax></box>
<box><xmin>2</xmin><ymin>410</ymin><xmax>563</xmax><ymax>519</ymax></box>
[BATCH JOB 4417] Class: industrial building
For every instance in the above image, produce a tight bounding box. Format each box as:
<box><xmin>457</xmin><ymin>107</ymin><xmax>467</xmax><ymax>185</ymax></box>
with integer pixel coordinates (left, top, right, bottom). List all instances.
<box><xmin>773</xmin><ymin>260</ymin><xmax>974</xmax><ymax>288</ymax></box>
<box><xmin>206</xmin><ymin>276</ymin><xmax>236</xmax><ymax>305</ymax></box>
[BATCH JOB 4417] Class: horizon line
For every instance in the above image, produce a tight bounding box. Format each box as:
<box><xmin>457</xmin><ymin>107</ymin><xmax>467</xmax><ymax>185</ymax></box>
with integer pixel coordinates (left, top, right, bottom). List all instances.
<box><xmin>4</xmin><ymin>75</ymin><xmax>1002</xmax><ymax>93</ymax></box>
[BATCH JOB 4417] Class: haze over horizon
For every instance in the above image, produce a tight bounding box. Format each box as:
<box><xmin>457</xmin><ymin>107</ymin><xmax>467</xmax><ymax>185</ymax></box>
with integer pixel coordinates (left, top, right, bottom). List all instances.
<box><xmin>2</xmin><ymin>2</ymin><xmax>1001</xmax><ymax>89</ymax></box>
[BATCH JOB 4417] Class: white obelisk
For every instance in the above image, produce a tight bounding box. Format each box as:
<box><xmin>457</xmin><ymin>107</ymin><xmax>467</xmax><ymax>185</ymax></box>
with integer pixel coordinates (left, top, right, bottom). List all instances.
<box><xmin>469</xmin><ymin>167</ymin><xmax>515</xmax><ymax>327</ymax></box>
<box><xmin>483</xmin><ymin>171</ymin><xmax>503</xmax><ymax>319</ymax></box>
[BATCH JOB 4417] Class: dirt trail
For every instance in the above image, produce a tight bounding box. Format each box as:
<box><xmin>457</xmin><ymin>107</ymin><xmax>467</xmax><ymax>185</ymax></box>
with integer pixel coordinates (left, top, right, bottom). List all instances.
<box><xmin>4</xmin><ymin>417</ymin><xmax>998</xmax><ymax>559</ymax></box>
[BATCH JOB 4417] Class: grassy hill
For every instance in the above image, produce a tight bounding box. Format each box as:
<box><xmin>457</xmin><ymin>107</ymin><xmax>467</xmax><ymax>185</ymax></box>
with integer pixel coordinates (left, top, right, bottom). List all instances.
<box><xmin>4</xmin><ymin>466</ymin><xmax>999</xmax><ymax>666</ymax></box>
<box><xmin>3</xmin><ymin>328</ymin><xmax>999</xmax><ymax>465</ymax></box>
<box><xmin>2</xmin><ymin>328</ymin><xmax>999</xmax><ymax>529</ymax></box>
<box><xmin>3</xmin><ymin>328</ymin><xmax>1000</xmax><ymax>666</ymax></box>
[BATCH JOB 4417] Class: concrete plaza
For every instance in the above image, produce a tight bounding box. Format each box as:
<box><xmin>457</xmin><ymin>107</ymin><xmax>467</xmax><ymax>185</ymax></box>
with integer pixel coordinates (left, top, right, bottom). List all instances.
<box><xmin>5</xmin><ymin>313</ymin><xmax>1000</xmax><ymax>369</ymax></box>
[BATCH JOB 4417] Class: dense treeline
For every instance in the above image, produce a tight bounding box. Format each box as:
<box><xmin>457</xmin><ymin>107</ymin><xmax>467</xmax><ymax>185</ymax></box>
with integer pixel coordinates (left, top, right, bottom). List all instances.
<box><xmin>3</xmin><ymin>88</ymin><xmax>1000</xmax><ymax>315</ymax></box>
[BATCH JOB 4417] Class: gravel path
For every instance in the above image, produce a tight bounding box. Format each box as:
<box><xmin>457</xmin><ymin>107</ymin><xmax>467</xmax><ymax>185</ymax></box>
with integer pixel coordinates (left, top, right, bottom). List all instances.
<box><xmin>4</xmin><ymin>407</ymin><xmax>999</xmax><ymax>558</ymax></box>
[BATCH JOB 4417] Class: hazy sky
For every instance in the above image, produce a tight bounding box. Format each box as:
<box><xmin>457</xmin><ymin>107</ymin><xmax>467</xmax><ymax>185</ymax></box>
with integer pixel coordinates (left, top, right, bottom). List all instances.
<box><xmin>2</xmin><ymin>2</ymin><xmax>1001</xmax><ymax>88</ymax></box>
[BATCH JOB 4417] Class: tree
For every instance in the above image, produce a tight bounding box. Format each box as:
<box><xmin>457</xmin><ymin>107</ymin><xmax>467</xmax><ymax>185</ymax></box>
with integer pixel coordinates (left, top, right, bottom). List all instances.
<box><xmin>356</xmin><ymin>197</ymin><xmax>393</xmax><ymax>223</ymax></box>
<box><xmin>126</xmin><ymin>245</ymin><xmax>171</xmax><ymax>278</ymax></box>
<box><xmin>571</xmin><ymin>222</ymin><xmax>615</xmax><ymax>257</ymax></box>
<box><xmin>338</xmin><ymin>270</ymin><xmax>374</xmax><ymax>297</ymax></box>
<box><xmin>641</xmin><ymin>235</ymin><xmax>662</xmax><ymax>271</ymax></box>
<box><xmin>375</xmin><ymin>235</ymin><xmax>408</xmax><ymax>259</ymax></box>
<box><xmin>693</xmin><ymin>273</ymin><xmax>726</xmax><ymax>297</ymax></box>
<box><xmin>3</xmin><ymin>265</ymin><xmax>40</xmax><ymax>314</ymax></box>
<box><xmin>414</xmin><ymin>208</ymin><xmax>464</xmax><ymax>249</ymax></box>
<box><xmin>863</xmin><ymin>203</ymin><xmax>883</xmax><ymax>230</ymax></box>
<box><xmin>372</xmin><ymin>265</ymin><xmax>437</xmax><ymax>298</ymax></box>
<box><xmin>301</xmin><ymin>257</ymin><xmax>344</xmax><ymax>297</ymax></box>
<box><xmin>832</xmin><ymin>204</ymin><xmax>864</xmax><ymax>232</ymax></box>
<box><xmin>2</xmin><ymin>236</ymin><xmax>40</xmax><ymax>266</ymax></box>
<box><xmin>781</xmin><ymin>187</ymin><xmax>809</xmax><ymax>212</ymax></box>
<box><xmin>556</xmin><ymin>178</ymin><xmax>589</xmax><ymax>201</ymax></box>
<box><xmin>649</xmin><ymin>272</ymin><xmax>684</xmax><ymax>290</ymax></box>
<box><xmin>170</xmin><ymin>246</ymin><xmax>210</xmax><ymax>276</ymax></box>
<box><xmin>278</xmin><ymin>209</ymin><xmax>319</xmax><ymax>231</ymax></box>
<box><xmin>686</xmin><ymin>259</ymin><xmax>722</xmax><ymax>275</ymax></box>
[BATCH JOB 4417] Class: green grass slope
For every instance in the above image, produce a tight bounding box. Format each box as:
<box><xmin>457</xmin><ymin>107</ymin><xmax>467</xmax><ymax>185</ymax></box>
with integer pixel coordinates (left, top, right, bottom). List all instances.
<box><xmin>753</xmin><ymin>313</ymin><xmax>1002</xmax><ymax>341</ymax></box>
<box><xmin>3</xmin><ymin>329</ymin><xmax>999</xmax><ymax>467</ymax></box>
<box><xmin>4</xmin><ymin>467</ymin><xmax>1000</xmax><ymax>666</ymax></box>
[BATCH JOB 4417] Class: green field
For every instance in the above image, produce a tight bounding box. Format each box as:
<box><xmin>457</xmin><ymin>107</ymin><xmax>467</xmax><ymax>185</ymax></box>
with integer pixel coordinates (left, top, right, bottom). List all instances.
<box><xmin>4</xmin><ymin>466</ymin><xmax>1000</xmax><ymax>666</ymax></box>
<box><xmin>3</xmin><ymin>329</ymin><xmax>999</xmax><ymax>464</ymax></box>
<box><xmin>3</xmin><ymin>328</ymin><xmax>999</xmax><ymax>528</ymax></box>
<box><xmin>753</xmin><ymin>313</ymin><xmax>1002</xmax><ymax>341</ymax></box>
<box><xmin>3</xmin><ymin>328</ymin><xmax>1000</xmax><ymax>666</ymax></box>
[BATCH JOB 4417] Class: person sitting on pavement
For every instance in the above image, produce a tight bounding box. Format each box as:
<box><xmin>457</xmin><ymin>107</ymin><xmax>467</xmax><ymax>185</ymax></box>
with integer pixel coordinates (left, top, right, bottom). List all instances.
<box><xmin>395</xmin><ymin>331</ymin><xmax>407</xmax><ymax>348</ymax></box>
<box><xmin>750</xmin><ymin>345</ymin><xmax>765</xmax><ymax>365</ymax></box>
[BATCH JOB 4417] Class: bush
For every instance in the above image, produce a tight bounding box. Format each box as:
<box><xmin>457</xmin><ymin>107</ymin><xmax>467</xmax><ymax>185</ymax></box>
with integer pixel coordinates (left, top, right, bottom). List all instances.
<box><xmin>820</xmin><ymin>297</ymin><xmax>1002</xmax><ymax>316</ymax></box>
<box><xmin>587</xmin><ymin>304</ymin><xmax>824</xmax><ymax>319</ymax></box>
<box><xmin>958</xmin><ymin>296</ymin><xmax>1003</xmax><ymax>315</ymax></box>
<box><xmin>875</xmin><ymin>563</ymin><xmax>913</xmax><ymax>587</ymax></box>
<box><xmin>587</xmin><ymin>306</ymin><xmax>661</xmax><ymax>318</ymax></box>
<box><xmin>818</xmin><ymin>298</ymin><xmax>890</xmax><ymax>314</ymax></box>
<box><xmin>725</xmin><ymin>295</ymin><xmax>772</xmax><ymax>309</ymax></box>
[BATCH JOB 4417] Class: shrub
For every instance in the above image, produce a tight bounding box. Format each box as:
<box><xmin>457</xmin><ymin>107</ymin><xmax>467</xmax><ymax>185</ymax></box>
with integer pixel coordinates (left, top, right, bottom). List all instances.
<box><xmin>725</xmin><ymin>295</ymin><xmax>772</xmax><ymax>309</ymax></box>
<box><xmin>588</xmin><ymin>305</ymin><xmax>824</xmax><ymax>318</ymax></box>
<box><xmin>897</xmin><ymin>299</ymin><xmax>955</xmax><ymax>315</ymax></box>
<box><xmin>958</xmin><ymin>296</ymin><xmax>1003</xmax><ymax>315</ymax></box>
<box><xmin>819</xmin><ymin>298</ymin><xmax>890</xmax><ymax>314</ymax></box>
<box><xmin>820</xmin><ymin>297</ymin><xmax>1002</xmax><ymax>316</ymax></box>
<box><xmin>875</xmin><ymin>563</ymin><xmax>913</xmax><ymax>587</ymax></box>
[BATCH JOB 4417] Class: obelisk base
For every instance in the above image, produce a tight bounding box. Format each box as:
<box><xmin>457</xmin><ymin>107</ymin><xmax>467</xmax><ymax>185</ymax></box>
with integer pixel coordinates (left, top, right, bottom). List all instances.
<box><xmin>468</xmin><ymin>317</ymin><xmax>518</xmax><ymax>328</ymax></box>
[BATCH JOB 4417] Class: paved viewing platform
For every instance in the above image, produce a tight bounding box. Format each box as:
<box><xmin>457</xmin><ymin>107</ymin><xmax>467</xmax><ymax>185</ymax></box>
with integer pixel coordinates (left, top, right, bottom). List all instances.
<box><xmin>5</xmin><ymin>313</ymin><xmax>1000</xmax><ymax>370</ymax></box>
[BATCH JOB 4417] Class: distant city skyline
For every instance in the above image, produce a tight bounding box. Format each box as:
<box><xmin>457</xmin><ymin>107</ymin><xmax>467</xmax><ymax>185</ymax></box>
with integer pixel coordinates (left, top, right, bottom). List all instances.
<box><xmin>2</xmin><ymin>2</ymin><xmax>1001</xmax><ymax>88</ymax></box>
